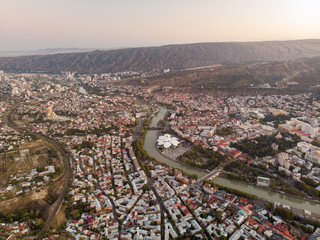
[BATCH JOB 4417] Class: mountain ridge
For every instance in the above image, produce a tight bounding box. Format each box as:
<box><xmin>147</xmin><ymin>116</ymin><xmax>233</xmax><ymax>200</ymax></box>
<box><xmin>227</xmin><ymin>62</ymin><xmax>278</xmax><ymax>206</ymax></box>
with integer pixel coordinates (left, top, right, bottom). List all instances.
<box><xmin>0</xmin><ymin>39</ymin><xmax>320</xmax><ymax>73</ymax></box>
<box><xmin>0</xmin><ymin>48</ymin><xmax>98</xmax><ymax>57</ymax></box>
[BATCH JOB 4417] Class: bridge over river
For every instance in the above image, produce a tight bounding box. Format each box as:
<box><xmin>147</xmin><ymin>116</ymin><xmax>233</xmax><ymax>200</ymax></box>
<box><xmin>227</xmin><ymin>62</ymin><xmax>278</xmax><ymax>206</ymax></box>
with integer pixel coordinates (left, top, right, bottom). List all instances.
<box><xmin>148</xmin><ymin>127</ymin><xmax>161</xmax><ymax>130</ymax></box>
<box><xmin>196</xmin><ymin>169</ymin><xmax>222</xmax><ymax>183</ymax></box>
<box><xmin>142</xmin><ymin>105</ymin><xmax>320</xmax><ymax>214</ymax></box>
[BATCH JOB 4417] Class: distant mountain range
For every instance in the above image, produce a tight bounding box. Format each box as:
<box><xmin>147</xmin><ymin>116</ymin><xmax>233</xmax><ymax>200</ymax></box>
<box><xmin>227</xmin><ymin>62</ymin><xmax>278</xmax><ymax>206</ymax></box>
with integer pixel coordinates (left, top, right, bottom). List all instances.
<box><xmin>0</xmin><ymin>48</ymin><xmax>97</xmax><ymax>57</ymax></box>
<box><xmin>0</xmin><ymin>39</ymin><xmax>320</xmax><ymax>73</ymax></box>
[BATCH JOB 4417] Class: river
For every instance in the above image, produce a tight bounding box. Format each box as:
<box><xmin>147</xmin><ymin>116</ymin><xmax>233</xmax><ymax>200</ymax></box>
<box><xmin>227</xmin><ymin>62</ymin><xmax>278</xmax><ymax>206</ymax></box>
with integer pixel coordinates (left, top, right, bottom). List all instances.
<box><xmin>145</xmin><ymin>107</ymin><xmax>206</xmax><ymax>177</ymax></box>
<box><xmin>214</xmin><ymin>178</ymin><xmax>320</xmax><ymax>213</ymax></box>
<box><xmin>143</xmin><ymin>106</ymin><xmax>320</xmax><ymax>213</ymax></box>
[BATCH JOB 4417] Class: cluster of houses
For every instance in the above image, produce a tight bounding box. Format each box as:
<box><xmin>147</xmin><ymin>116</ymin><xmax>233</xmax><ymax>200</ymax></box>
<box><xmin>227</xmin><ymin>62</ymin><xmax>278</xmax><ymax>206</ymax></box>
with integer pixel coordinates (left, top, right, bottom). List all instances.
<box><xmin>0</xmin><ymin>101</ymin><xmax>32</xmax><ymax>155</ymax></box>
<box><xmin>0</xmin><ymin>222</ymin><xmax>29</xmax><ymax>238</ymax></box>
<box><xmin>256</xmin><ymin>141</ymin><xmax>320</xmax><ymax>185</ymax></box>
<box><xmin>1</xmin><ymin>165</ymin><xmax>55</xmax><ymax>196</ymax></box>
<box><xmin>0</xmin><ymin>73</ymin><xmax>318</xmax><ymax>239</ymax></box>
<box><xmin>65</xmin><ymin>132</ymin><xmax>164</xmax><ymax>239</ymax></box>
<box><xmin>0</xmin><ymin>101</ymin><xmax>58</xmax><ymax>199</ymax></box>
<box><xmin>154</xmin><ymin>91</ymin><xmax>320</xmax><ymax>190</ymax></box>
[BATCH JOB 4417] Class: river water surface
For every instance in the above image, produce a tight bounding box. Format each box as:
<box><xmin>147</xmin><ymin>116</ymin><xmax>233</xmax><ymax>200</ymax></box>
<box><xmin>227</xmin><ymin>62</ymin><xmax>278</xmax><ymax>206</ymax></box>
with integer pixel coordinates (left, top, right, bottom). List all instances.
<box><xmin>143</xmin><ymin>106</ymin><xmax>320</xmax><ymax>213</ymax></box>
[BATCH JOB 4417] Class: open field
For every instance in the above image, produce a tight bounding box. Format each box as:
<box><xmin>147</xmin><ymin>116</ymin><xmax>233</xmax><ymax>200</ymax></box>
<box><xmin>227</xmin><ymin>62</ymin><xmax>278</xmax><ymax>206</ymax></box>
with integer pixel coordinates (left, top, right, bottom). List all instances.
<box><xmin>0</xmin><ymin>139</ymin><xmax>61</xmax><ymax>189</ymax></box>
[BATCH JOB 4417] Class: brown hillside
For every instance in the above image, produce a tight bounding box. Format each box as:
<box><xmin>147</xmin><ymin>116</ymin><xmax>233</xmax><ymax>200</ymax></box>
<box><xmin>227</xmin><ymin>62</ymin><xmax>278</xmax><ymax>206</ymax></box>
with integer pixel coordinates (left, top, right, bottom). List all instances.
<box><xmin>0</xmin><ymin>40</ymin><xmax>320</xmax><ymax>73</ymax></box>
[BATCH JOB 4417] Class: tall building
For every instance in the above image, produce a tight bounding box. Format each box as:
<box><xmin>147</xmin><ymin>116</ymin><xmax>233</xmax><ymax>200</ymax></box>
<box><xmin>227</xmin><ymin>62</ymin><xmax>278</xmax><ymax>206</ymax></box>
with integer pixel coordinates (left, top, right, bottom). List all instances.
<box><xmin>277</xmin><ymin>152</ymin><xmax>291</xmax><ymax>169</ymax></box>
<box><xmin>47</xmin><ymin>106</ymin><xmax>57</xmax><ymax>120</ymax></box>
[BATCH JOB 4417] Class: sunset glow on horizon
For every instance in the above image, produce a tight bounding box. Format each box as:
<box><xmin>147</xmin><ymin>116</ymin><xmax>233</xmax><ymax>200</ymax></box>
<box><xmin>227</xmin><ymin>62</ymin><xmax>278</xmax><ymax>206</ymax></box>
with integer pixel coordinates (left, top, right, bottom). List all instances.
<box><xmin>1</xmin><ymin>0</ymin><xmax>320</xmax><ymax>52</ymax></box>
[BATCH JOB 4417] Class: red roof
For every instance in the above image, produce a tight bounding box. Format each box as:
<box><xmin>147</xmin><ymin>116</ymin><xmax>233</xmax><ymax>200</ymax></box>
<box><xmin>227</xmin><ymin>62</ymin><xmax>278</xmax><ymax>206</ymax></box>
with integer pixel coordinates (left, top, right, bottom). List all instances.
<box><xmin>290</xmin><ymin>130</ymin><xmax>310</xmax><ymax>137</ymax></box>
<box><xmin>179</xmin><ymin>205</ymin><xmax>190</xmax><ymax>215</ymax></box>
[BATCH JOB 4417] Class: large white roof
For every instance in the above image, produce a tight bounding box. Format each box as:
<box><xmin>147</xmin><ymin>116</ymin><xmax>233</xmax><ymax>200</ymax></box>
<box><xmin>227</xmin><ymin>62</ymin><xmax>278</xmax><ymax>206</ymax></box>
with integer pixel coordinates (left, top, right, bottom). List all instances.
<box><xmin>158</xmin><ymin>135</ymin><xmax>166</xmax><ymax>141</ymax></box>
<box><xmin>169</xmin><ymin>139</ymin><xmax>179</xmax><ymax>146</ymax></box>
<box><xmin>157</xmin><ymin>134</ymin><xmax>180</xmax><ymax>148</ymax></box>
<box><xmin>157</xmin><ymin>139</ymin><xmax>164</xmax><ymax>145</ymax></box>
<box><xmin>163</xmin><ymin>142</ymin><xmax>171</xmax><ymax>148</ymax></box>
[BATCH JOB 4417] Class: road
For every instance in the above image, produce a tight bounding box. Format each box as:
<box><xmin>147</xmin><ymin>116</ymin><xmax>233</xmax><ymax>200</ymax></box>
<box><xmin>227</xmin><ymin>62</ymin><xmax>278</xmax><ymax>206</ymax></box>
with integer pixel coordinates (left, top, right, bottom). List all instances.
<box><xmin>101</xmin><ymin>142</ymin><xmax>122</xmax><ymax>239</ymax></box>
<box><xmin>133</xmin><ymin>118</ymin><xmax>143</xmax><ymax>141</ymax></box>
<box><xmin>147</xmin><ymin>177</ymin><xmax>166</xmax><ymax>240</ymax></box>
<box><xmin>5</xmin><ymin>104</ymin><xmax>73</xmax><ymax>240</ymax></box>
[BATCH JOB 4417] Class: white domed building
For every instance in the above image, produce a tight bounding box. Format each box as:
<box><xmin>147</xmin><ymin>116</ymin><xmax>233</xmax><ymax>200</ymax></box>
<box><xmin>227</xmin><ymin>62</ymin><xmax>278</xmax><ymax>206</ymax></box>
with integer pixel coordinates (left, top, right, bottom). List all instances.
<box><xmin>157</xmin><ymin>134</ymin><xmax>180</xmax><ymax>149</ymax></box>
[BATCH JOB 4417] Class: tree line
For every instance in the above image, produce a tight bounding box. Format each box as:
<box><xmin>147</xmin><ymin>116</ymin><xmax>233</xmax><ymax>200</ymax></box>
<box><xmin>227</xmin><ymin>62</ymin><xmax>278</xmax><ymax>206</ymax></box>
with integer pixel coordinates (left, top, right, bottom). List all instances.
<box><xmin>231</xmin><ymin>133</ymin><xmax>300</xmax><ymax>158</ymax></box>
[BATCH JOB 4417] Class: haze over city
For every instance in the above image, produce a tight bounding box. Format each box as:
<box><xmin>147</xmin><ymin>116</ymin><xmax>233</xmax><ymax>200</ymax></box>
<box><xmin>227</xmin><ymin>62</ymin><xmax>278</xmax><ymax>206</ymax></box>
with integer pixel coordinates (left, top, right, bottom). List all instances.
<box><xmin>1</xmin><ymin>0</ymin><xmax>320</xmax><ymax>52</ymax></box>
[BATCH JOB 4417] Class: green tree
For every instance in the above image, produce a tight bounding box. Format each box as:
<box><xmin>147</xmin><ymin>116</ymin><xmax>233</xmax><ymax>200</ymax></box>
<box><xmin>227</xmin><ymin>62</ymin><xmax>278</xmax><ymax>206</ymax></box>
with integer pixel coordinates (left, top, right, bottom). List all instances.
<box><xmin>274</xmin><ymin>207</ymin><xmax>294</xmax><ymax>220</ymax></box>
<box><xmin>142</xmin><ymin>184</ymin><xmax>151</xmax><ymax>192</ymax></box>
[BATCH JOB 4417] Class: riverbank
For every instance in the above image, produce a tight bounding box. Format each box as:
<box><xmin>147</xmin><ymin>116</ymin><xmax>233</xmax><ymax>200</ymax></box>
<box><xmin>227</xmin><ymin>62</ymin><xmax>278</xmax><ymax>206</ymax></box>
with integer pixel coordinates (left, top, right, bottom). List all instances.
<box><xmin>143</xmin><ymin>105</ymin><xmax>320</xmax><ymax>214</ymax></box>
<box><xmin>154</xmin><ymin>130</ymin><xmax>200</xmax><ymax>166</ymax></box>
<box><xmin>220</xmin><ymin>172</ymin><xmax>320</xmax><ymax>205</ymax></box>
<box><xmin>154</xmin><ymin>140</ymin><xmax>204</xmax><ymax>172</ymax></box>
<box><xmin>144</xmin><ymin>130</ymin><xmax>207</xmax><ymax>177</ymax></box>
<box><xmin>213</xmin><ymin>177</ymin><xmax>320</xmax><ymax>213</ymax></box>
<box><xmin>151</xmin><ymin>108</ymin><xmax>211</xmax><ymax>175</ymax></box>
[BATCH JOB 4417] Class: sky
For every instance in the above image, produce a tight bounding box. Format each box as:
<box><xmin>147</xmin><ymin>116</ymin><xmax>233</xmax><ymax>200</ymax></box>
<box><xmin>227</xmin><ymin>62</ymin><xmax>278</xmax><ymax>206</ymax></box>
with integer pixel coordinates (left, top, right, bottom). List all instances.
<box><xmin>1</xmin><ymin>0</ymin><xmax>320</xmax><ymax>52</ymax></box>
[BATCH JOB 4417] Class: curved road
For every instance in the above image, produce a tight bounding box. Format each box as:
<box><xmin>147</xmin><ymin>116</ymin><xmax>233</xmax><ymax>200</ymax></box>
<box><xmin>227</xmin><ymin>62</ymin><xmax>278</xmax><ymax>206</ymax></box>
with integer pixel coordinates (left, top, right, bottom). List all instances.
<box><xmin>5</xmin><ymin>104</ymin><xmax>73</xmax><ymax>239</ymax></box>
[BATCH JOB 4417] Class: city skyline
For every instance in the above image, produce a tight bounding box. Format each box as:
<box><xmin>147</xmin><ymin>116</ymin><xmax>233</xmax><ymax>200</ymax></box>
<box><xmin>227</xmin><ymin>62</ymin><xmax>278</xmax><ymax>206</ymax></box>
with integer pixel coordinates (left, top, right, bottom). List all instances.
<box><xmin>1</xmin><ymin>0</ymin><xmax>320</xmax><ymax>52</ymax></box>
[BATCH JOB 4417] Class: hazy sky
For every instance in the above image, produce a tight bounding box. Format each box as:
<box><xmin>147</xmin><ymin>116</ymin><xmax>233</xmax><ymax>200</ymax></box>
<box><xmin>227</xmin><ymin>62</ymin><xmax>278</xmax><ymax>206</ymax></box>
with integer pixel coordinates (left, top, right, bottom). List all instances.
<box><xmin>1</xmin><ymin>0</ymin><xmax>320</xmax><ymax>51</ymax></box>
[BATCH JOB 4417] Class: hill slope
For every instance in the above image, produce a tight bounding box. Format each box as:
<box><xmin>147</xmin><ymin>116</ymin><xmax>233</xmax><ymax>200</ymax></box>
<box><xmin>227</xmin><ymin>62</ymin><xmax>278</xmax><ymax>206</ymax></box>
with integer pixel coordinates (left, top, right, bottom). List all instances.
<box><xmin>126</xmin><ymin>57</ymin><xmax>320</xmax><ymax>90</ymax></box>
<box><xmin>0</xmin><ymin>40</ymin><xmax>320</xmax><ymax>73</ymax></box>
